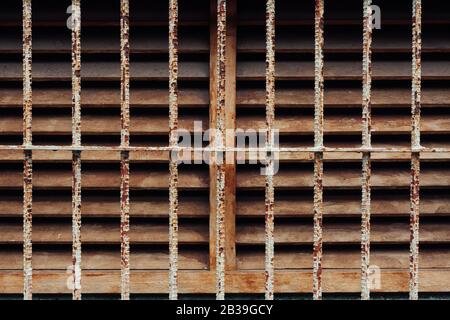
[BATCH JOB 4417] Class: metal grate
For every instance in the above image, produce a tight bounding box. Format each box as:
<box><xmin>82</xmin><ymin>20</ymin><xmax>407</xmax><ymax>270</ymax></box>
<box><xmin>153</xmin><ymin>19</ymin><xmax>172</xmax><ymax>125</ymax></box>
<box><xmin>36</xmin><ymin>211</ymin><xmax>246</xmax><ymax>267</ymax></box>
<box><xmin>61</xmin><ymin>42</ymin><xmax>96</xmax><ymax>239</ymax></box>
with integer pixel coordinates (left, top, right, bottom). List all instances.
<box><xmin>2</xmin><ymin>0</ymin><xmax>448</xmax><ymax>300</ymax></box>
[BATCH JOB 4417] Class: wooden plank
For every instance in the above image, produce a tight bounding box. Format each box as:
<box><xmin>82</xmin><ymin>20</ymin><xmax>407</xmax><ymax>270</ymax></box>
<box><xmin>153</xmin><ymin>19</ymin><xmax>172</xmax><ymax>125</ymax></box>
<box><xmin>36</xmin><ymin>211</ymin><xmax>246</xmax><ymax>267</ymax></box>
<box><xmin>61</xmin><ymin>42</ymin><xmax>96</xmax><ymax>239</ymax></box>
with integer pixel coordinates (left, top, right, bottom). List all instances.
<box><xmin>0</xmin><ymin>248</ymin><xmax>208</xmax><ymax>270</ymax></box>
<box><xmin>0</xmin><ymin>269</ymin><xmax>450</xmax><ymax>293</ymax></box>
<box><xmin>0</xmin><ymin>192</ymin><xmax>448</xmax><ymax>218</ymax></box>
<box><xmin>0</xmin><ymin>28</ymin><xmax>209</xmax><ymax>54</ymax></box>
<box><xmin>0</xmin><ymin>196</ymin><xmax>209</xmax><ymax>218</ymax></box>
<box><xmin>0</xmin><ymin>113</ymin><xmax>448</xmax><ymax>135</ymax></box>
<box><xmin>237</xmin><ymin>26</ymin><xmax>450</xmax><ymax>53</ymax></box>
<box><xmin>0</xmin><ymin>88</ymin><xmax>209</xmax><ymax>108</ymax></box>
<box><xmin>2</xmin><ymin>247</ymin><xmax>450</xmax><ymax>270</ymax></box>
<box><xmin>0</xmin><ymin>221</ymin><xmax>209</xmax><ymax>245</ymax></box>
<box><xmin>0</xmin><ymin>220</ymin><xmax>449</xmax><ymax>245</ymax></box>
<box><xmin>1</xmin><ymin>61</ymin><xmax>450</xmax><ymax>81</ymax></box>
<box><xmin>0</xmin><ymin>164</ymin><xmax>448</xmax><ymax>189</ymax></box>
<box><xmin>237</xmin><ymin>248</ymin><xmax>450</xmax><ymax>270</ymax></box>
<box><xmin>1</xmin><ymin>88</ymin><xmax>448</xmax><ymax>109</ymax></box>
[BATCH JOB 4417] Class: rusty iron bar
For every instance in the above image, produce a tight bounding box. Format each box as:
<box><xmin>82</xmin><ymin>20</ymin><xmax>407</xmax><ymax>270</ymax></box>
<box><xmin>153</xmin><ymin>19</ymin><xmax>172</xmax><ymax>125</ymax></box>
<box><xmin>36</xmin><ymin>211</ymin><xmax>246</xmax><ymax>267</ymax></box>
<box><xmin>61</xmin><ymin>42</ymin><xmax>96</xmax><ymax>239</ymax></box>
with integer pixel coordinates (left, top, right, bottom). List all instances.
<box><xmin>410</xmin><ymin>0</ymin><xmax>422</xmax><ymax>301</ymax></box>
<box><xmin>215</xmin><ymin>0</ymin><xmax>227</xmax><ymax>301</ymax></box>
<box><xmin>0</xmin><ymin>145</ymin><xmax>449</xmax><ymax>153</ymax></box>
<box><xmin>71</xmin><ymin>0</ymin><xmax>82</xmax><ymax>300</ymax></box>
<box><xmin>264</xmin><ymin>0</ymin><xmax>275</xmax><ymax>301</ymax></box>
<box><xmin>313</xmin><ymin>0</ymin><xmax>324</xmax><ymax>300</ymax></box>
<box><xmin>119</xmin><ymin>0</ymin><xmax>130</xmax><ymax>301</ymax></box>
<box><xmin>361</xmin><ymin>0</ymin><xmax>373</xmax><ymax>300</ymax></box>
<box><xmin>22</xmin><ymin>0</ymin><xmax>33</xmax><ymax>301</ymax></box>
<box><xmin>168</xmin><ymin>0</ymin><xmax>180</xmax><ymax>300</ymax></box>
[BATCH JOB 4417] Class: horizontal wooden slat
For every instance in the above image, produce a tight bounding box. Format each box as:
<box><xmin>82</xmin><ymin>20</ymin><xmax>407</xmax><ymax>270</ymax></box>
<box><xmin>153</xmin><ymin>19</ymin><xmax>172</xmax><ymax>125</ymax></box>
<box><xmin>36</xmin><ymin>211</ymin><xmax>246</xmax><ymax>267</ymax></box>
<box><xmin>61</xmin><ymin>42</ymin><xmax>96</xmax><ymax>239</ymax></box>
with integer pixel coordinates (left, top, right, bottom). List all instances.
<box><xmin>0</xmin><ymin>269</ymin><xmax>449</xmax><ymax>293</ymax></box>
<box><xmin>0</xmin><ymin>164</ymin><xmax>448</xmax><ymax>190</ymax></box>
<box><xmin>0</xmin><ymin>248</ymin><xmax>208</xmax><ymax>270</ymax></box>
<box><xmin>0</xmin><ymin>88</ymin><xmax>209</xmax><ymax>108</ymax></box>
<box><xmin>237</xmin><ymin>88</ymin><xmax>450</xmax><ymax>108</ymax></box>
<box><xmin>0</xmin><ymin>113</ymin><xmax>448</xmax><ymax>135</ymax></box>
<box><xmin>1</xmin><ymin>247</ymin><xmax>449</xmax><ymax>270</ymax></box>
<box><xmin>0</xmin><ymin>166</ymin><xmax>209</xmax><ymax>190</ymax></box>
<box><xmin>237</xmin><ymin>248</ymin><xmax>450</xmax><ymax>269</ymax></box>
<box><xmin>0</xmin><ymin>28</ymin><xmax>209</xmax><ymax>54</ymax></box>
<box><xmin>0</xmin><ymin>221</ymin><xmax>209</xmax><ymax>245</ymax></box>
<box><xmin>237</xmin><ymin>164</ymin><xmax>450</xmax><ymax>189</ymax></box>
<box><xmin>236</xmin><ymin>193</ymin><xmax>450</xmax><ymax>218</ymax></box>
<box><xmin>0</xmin><ymin>61</ymin><xmax>208</xmax><ymax>81</ymax></box>
<box><xmin>236</xmin><ymin>61</ymin><xmax>450</xmax><ymax>81</ymax></box>
<box><xmin>0</xmin><ymin>193</ymin><xmax>448</xmax><ymax>218</ymax></box>
<box><xmin>0</xmin><ymin>196</ymin><xmax>209</xmax><ymax>218</ymax></box>
<box><xmin>236</xmin><ymin>221</ymin><xmax>450</xmax><ymax>245</ymax></box>
<box><xmin>0</xmin><ymin>220</ymin><xmax>449</xmax><ymax>245</ymax></box>
<box><xmin>238</xmin><ymin>27</ymin><xmax>450</xmax><ymax>53</ymax></box>
<box><xmin>1</xmin><ymin>61</ymin><xmax>450</xmax><ymax>81</ymax></box>
<box><xmin>1</xmin><ymin>88</ymin><xmax>449</xmax><ymax>109</ymax></box>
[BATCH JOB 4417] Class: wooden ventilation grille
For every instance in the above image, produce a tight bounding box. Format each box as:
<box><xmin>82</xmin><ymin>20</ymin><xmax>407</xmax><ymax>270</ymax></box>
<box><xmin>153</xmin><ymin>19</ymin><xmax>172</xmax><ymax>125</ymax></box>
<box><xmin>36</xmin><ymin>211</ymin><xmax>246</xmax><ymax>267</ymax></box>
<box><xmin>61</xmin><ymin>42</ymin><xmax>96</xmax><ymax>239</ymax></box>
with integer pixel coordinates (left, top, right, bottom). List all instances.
<box><xmin>0</xmin><ymin>0</ymin><xmax>449</xmax><ymax>299</ymax></box>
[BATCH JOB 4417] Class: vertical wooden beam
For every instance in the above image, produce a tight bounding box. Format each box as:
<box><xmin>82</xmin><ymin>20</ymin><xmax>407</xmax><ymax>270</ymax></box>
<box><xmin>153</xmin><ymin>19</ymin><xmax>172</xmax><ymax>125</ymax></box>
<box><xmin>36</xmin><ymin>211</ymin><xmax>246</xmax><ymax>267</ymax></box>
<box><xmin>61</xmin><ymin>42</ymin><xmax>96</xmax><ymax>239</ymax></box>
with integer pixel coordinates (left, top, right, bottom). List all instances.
<box><xmin>224</xmin><ymin>0</ymin><xmax>237</xmax><ymax>272</ymax></box>
<box><xmin>209</xmin><ymin>0</ymin><xmax>235</xmax><ymax>300</ymax></box>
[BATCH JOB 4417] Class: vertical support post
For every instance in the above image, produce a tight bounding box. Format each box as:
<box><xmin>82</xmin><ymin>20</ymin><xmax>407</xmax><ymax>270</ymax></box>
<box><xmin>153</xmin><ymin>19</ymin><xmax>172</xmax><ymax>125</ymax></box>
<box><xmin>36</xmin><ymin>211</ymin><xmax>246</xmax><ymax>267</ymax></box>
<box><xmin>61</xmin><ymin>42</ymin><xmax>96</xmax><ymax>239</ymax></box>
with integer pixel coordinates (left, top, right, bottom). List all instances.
<box><xmin>313</xmin><ymin>0</ymin><xmax>324</xmax><ymax>300</ymax></box>
<box><xmin>71</xmin><ymin>0</ymin><xmax>82</xmax><ymax>301</ymax></box>
<box><xmin>120</xmin><ymin>0</ymin><xmax>131</xmax><ymax>301</ymax></box>
<box><xmin>361</xmin><ymin>0</ymin><xmax>373</xmax><ymax>301</ymax></box>
<box><xmin>22</xmin><ymin>0</ymin><xmax>33</xmax><ymax>300</ymax></box>
<box><xmin>224</xmin><ymin>0</ymin><xmax>237</xmax><ymax>274</ymax></box>
<box><xmin>410</xmin><ymin>0</ymin><xmax>422</xmax><ymax>301</ymax></box>
<box><xmin>215</xmin><ymin>0</ymin><xmax>227</xmax><ymax>300</ymax></box>
<box><xmin>264</xmin><ymin>0</ymin><xmax>275</xmax><ymax>301</ymax></box>
<box><xmin>168</xmin><ymin>0</ymin><xmax>179</xmax><ymax>300</ymax></box>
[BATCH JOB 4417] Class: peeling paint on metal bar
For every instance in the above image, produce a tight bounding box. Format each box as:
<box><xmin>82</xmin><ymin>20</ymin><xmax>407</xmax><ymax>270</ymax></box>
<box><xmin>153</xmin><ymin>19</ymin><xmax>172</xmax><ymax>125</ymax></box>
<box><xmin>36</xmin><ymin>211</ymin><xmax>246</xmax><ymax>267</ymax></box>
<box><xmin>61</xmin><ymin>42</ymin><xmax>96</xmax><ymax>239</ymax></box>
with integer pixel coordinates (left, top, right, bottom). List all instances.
<box><xmin>264</xmin><ymin>0</ymin><xmax>275</xmax><ymax>301</ymax></box>
<box><xmin>22</xmin><ymin>0</ymin><xmax>33</xmax><ymax>301</ymax></box>
<box><xmin>0</xmin><ymin>145</ymin><xmax>448</xmax><ymax>153</ymax></box>
<box><xmin>313</xmin><ymin>0</ymin><xmax>324</xmax><ymax>301</ymax></box>
<box><xmin>361</xmin><ymin>0</ymin><xmax>373</xmax><ymax>301</ymax></box>
<box><xmin>120</xmin><ymin>0</ymin><xmax>130</xmax><ymax>301</ymax></box>
<box><xmin>410</xmin><ymin>0</ymin><xmax>422</xmax><ymax>301</ymax></box>
<box><xmin>215</xmin><ymin>0</ymin><xmax>227</xmax><ymax>301</ymax></box>
<box><xmin>71</xmin><ymin>0</ymin><xmax>82</xmax><ymax>301</ymax></box>
<box><xmin>168</xmin><ymin>0</ymin><xmax>179</xmax><ymax>301</ymax></box>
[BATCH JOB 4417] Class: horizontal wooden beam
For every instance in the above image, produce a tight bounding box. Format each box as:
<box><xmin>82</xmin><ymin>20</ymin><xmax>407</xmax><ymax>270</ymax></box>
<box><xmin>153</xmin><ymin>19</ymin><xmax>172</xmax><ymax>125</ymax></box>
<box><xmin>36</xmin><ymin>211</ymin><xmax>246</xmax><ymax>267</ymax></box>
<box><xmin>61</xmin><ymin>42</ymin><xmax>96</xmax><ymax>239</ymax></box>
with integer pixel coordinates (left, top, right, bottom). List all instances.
<box><xmin>0</xmin><ymin>269</ymin><xmax>449</xmax><ymax>293</ymax></box>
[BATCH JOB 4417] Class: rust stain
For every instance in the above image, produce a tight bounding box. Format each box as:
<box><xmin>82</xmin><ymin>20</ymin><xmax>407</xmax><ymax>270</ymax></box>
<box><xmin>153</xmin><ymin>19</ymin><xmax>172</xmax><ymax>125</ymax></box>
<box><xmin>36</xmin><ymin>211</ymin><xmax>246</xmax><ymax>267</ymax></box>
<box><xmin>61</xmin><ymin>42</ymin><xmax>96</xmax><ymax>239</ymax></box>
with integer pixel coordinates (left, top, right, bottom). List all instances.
<box><xmin>120</xmin><ymin>0</ymin><xmax>131</xmax><ymax>301</ymax></box>
<box><xmin>313</xmin><ymin>0</ymin><xmax>324</xmax><ymax>300</ymax></box>
<box><xmin>361</xmin><ymin>0</ymin><xmax>373</xmax><ymax>300</ymax></box>
<box><xmin>264</xmin><ymin>0</ymin><xmax>275</xmax><ymax>301</ymax></box>
<box><xmin>168</xmin><ymin>0</ymin><xmax>179</xmax><ymax>300</ymax></box>
<box><xmin>22</xmin><ymin>0</ymin><xmax>33</xmax><ymax>301</ymax></box>
<box><xmin>410</xmin><ymin>0</ymin><xmax>422</xmax><ymax>301</ymax></box>
<box><xmin>215</xmin><ymin>0</ymin><xmax>227</xmax><ymax>301</ymax></box>
<box><xmin>71</xmin><ymin>0</ymin><xmax>82</xmax><ymax>300</ymax></box>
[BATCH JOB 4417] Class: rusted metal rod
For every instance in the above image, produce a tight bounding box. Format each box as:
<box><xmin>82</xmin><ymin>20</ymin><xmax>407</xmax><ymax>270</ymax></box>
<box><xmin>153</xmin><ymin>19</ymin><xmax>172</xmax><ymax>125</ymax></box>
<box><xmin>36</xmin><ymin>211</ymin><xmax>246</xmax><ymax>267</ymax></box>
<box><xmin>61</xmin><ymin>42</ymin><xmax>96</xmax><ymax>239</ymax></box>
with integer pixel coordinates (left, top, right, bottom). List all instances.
<box><xmin>361</xmin><ymin>0</ymin><xmax>373</xmax><ymax>300</ymax></box>
<box><xmin>168</xmin><ymin>0</ymin><xmax>180</xmax><ymax>300</ymax></box>
<box><xmin>215</xmin><ymin>0</ymin><xmax>227</xmax><ymax>301</ymax></box>
<box><xmin>71</xmin><ymin>0</ymin><xmax>82</xmax><ymax>301</ymax></box>
<box><xmin>410</xmin><ymin>0</ymin><xmax>422</xmax><ymax>301</ymax></box>
<box><xmin>120</xmin><ymin>0</ymin><xmax>130</xmax><ymax>301</ymax></box>
<box><xmin>22</xmin><ymin>0</ymin><xmax>33</xmax><ymax>301</ymax></box>
<box><xmin>0</xmin><ymin>145</ymin><xmax>449</xmax><ymax>154</ymax></box>
<box><xmin>264</xmin><ymin>0</ymin><xmax>275</xmax><ymax>301</ymax></box>
<box><xmin>313</xmin><ymin>0</ymin><xmax>324</xmax><ymax>300</ymax></box>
